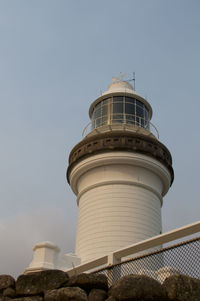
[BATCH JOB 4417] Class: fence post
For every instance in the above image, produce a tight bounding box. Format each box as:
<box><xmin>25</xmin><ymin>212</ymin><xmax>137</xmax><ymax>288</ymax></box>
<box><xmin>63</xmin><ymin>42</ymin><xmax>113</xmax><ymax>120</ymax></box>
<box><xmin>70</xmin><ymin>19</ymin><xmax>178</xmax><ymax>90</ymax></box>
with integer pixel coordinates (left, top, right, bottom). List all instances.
<box><xmin>107</xmin><ymin>253</ymin><xmax>121</xmax><ymax>285</ymax></box>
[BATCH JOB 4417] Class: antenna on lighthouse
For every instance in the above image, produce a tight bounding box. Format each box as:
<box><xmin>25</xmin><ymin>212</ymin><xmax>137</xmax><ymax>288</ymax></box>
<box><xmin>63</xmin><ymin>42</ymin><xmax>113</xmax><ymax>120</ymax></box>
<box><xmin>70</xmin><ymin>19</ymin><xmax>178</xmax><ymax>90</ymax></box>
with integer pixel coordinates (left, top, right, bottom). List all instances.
<box><xmin>127</xmin><ymin>72</ymin><xmax>136</xmax><ymax>90</ymax></box>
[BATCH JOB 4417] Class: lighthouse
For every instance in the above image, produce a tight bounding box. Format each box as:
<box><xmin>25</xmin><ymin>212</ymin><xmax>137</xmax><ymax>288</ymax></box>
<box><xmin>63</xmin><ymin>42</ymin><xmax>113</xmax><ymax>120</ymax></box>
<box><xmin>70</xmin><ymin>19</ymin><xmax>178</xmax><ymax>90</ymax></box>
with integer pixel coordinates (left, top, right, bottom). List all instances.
<box><xmin>67</xmin><ymin>77</ymin><xmax>174</xmax><ymax>264</ymax></box>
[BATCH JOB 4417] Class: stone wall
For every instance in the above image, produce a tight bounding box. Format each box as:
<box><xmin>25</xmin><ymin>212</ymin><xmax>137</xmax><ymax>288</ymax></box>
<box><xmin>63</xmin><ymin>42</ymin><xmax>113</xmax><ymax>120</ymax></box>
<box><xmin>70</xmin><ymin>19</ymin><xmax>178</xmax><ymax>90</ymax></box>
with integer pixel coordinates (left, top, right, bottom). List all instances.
<box><xmin>0</xmin><ymin>270</ymin><xmax>200</xmax><ymax>301</ymax></box>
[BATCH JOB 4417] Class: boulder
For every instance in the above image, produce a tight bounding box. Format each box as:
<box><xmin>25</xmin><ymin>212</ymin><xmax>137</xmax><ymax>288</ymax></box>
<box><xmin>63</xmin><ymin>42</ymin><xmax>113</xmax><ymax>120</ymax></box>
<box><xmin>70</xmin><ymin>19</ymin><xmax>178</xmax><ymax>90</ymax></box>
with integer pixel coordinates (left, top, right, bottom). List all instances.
<box><xmin>0</xmin><ymin>275</ymin><xmax>15</xmax><ymax>291</ymax></box>
<box><xmin>163</xmin><ymin>274</ymin><xmax>200</xmax><ymax>301</ymax></box>
<box><xmin>105</xmin><ymin>297</ymin><xmax>116</xmax><ymax>301</ymax></box>
<box><xmin>44</xmin><ymin>287</ymin><xmax>88</xmax><ymax>301</ymax></box>
<box><xmin>16</xmin><ymin>270</ymin><xmax>68</xmax><ymax>296</ymax></box>
<box><xmin>12</xmin><ymin>297</ymin><xmax>43</xmax><ymax>301</ymax></box>
<box><xmin>67</xmin><ymin>273</ymin><xmax>108</xmax><ymax>293</ymax></box>
<box><xmin>108</xmin><ymin>274</ymin><xmax>167</xmax><ymax>301</ymax></box>
<box><xmin>88</xmin><ymin>289</ymin><xmax>107</xmax><ymax>301</ymax></box>
<box><xmin>3</xmin><ymin>288</ymin><xmax>16</xmax><ymax>298</ymax></box>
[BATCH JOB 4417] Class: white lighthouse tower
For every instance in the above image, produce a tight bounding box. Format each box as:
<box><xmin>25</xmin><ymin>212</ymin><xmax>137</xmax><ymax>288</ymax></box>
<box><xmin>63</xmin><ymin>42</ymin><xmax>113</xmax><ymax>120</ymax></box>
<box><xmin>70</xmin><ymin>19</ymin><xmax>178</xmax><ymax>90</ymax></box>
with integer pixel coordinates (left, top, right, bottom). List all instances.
<box><xmin>67</xmin><ymin>78</ymin><xmax>174</xmax><ymax>264</ymax></box>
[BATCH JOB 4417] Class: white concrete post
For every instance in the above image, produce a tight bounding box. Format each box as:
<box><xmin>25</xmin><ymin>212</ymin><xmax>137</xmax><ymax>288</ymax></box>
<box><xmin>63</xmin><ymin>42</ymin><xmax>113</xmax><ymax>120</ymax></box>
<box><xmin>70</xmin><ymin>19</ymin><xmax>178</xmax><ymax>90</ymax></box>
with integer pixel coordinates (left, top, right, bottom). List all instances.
<box><xmin>24</xmin><ymin>241</ymin><xmax>60</xmax><ymax>274</ymax></box>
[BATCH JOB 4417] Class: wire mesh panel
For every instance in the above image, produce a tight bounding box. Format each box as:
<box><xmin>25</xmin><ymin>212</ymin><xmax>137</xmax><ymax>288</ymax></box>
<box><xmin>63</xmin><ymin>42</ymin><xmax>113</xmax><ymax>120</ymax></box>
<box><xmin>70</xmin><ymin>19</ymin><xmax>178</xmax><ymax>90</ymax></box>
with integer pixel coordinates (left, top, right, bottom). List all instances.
<box><xmin>93</xmin><ymin>237</ymin><xmax>200</xmax><ymax>285</ymax></box>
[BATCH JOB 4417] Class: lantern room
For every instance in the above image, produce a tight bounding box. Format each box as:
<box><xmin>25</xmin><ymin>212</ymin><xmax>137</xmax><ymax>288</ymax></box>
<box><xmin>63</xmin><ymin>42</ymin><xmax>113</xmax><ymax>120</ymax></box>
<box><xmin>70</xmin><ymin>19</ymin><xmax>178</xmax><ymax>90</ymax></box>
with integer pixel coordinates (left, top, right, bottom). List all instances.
<box><xmin>89</xmin><ymin>80</ymin><xmax>153</xmax><ymax>131</ymax></box>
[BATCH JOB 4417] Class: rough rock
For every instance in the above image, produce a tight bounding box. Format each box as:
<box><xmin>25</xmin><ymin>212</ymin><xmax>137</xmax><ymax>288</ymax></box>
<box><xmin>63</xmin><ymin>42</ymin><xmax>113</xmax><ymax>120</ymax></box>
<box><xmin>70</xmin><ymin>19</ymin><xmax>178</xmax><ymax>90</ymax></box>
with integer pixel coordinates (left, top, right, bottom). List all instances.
<box><xmin>0</xmin><ymin>276</ymin><xmax>15</xmax><ymax>291</ymax></box>
<box><xmin>12</xmin><ymin>297</ymin><xmax>43</xmax><ymax>301</ymax></box>
<box><xmin>3</xmin><ymin>288</ymin><xmax>16</xmax><ymax>298</ymax></box>
<box><xmin>16</xmin><ymin>270</ymin><xmax>68</xmax><ymax>296</ymax></box>
<box><xmin>44</xmin><ymin>287</ymin><xmax>88</xmax><ymax>301</ymax></box>
<box><xmin>88</xmin><ymin>289</ymin><xmax>107</xmax><ymax>301</ymax></box>
<box><xmin>108</xmin><ymin>274</ymin><xmax>167</xmax><ymax>301</ymax></box>
<box><xmin>105</xmin><ymin>297</ymin><xmax>116</xmax><ymax>301</ymax></box>
<box><xmin>67</xmin><ymin>273</ymin><xmax>108</xmax><ymax>293</ymax></box>
<box><xmin>163</xmin><ymin>274</ymin><xmax>200</xmax><ymax>301</ymax></box>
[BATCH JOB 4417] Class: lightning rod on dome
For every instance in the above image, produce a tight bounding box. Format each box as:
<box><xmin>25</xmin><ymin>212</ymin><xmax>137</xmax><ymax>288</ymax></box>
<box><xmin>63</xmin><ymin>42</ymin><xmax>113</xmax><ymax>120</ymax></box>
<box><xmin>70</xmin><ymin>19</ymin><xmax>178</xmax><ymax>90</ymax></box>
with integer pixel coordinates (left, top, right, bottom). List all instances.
<box><xmin>127</xmin><ymin>72</ymin><xmax>136</xmax><ymax>90</ymax></box>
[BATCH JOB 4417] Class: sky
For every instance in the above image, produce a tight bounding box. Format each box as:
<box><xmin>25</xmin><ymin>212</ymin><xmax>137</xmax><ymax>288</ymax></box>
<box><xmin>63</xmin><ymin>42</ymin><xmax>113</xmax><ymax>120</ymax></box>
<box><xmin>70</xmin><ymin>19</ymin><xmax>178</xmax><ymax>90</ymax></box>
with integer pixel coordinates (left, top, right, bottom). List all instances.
<box><xmin>0</xmin><ymin>0</ymin><xmax>199</xmax><ymax>277</ymax></box>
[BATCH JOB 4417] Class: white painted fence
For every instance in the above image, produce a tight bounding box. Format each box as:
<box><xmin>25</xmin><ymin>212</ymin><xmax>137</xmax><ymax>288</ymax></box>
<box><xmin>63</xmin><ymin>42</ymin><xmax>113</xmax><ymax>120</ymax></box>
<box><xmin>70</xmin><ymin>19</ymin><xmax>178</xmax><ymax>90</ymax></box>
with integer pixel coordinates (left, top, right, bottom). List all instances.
<box><xmin>66</xmin><ymin>221</ymin><xmax>200</xmax><ymax>277</ymax></box>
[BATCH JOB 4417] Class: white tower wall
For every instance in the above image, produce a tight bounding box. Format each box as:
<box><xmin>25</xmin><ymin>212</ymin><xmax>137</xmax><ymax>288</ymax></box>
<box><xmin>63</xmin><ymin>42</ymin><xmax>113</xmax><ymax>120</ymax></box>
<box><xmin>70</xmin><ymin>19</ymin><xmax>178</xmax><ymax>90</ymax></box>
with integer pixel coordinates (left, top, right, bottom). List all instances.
<box><xmin>69</xmin><ymin>151</ymin><xmax>171</xmax><ymax>262</ymax></box>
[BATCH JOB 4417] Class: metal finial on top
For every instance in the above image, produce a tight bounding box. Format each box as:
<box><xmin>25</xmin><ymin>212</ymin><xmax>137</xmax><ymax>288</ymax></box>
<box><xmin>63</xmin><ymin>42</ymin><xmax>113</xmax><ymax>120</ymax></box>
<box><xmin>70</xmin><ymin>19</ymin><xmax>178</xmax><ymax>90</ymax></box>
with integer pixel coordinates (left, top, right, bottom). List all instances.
<box><xmin>120</xmin><ymin>72</ymin><xmax>128</xmax><ymax>81</ymax></box>
<box><xmin>111</xmin><ymin>72</ymin><xmax>135</xmax><ymax>90</ymax></box>
<box><xmin>112</xmin><ymin>72</ymin><xmax>128</xmax><ymax>83</ymax></box>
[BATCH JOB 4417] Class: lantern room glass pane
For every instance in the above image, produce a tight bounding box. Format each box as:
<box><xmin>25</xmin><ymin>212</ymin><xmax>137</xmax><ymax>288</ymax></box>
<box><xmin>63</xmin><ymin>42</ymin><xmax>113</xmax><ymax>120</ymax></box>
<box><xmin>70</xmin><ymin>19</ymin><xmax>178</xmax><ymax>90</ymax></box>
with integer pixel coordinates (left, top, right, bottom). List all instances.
<box><xmin>111</xmin><ymin>114</ymin><xmax>123</xmax><ymax>123</ymax></box>
<box><xmin>102</xmin><ymin>98</ymin><xmax>108</xmax><ymax>105</ymax></box>
<box><xmin>136</xmin><ymin>105</ymin><xmax>143</xmax><ymax>119</ymax></box>
<box><xmin>102</xmin><ymin>116</ymin><xmax>108</xmax><ymax>125</ymax></box>
<box><xmin>144</xmin><ymin>107</ymin><xmax>149</xmax><ymax>120</ymax></box>
<box><xmin>126</xmin><ymin>114</ymin><xmax>135</xmax><ymax>124</ymax></box>
<box><xmin>94</xmin><ymin>107</ymin><xmax>101</xmax><ymax>119</ymax></box>
<box><xmin>125</xmin><ymin>97</ymin><xmax>135</xmax><ymax>105</ymax></box>
<box><xmin>92</xmin><ymin>98</ymin><xmax>110</xmax><ymax>128</ymax></box>
<box><xmin>144</xmin><ymin>107</ymin><xmax>149</xmax><ymax>129</ymax></box>
<box><xmin>102</xmin><ymin>98</ymin><xmax>110</xmax><ymax>125</ymax></box>
<box><xmin>125</xmin><ymin>102</ymin><xmax>134</xmax><ymax>115</ymax></box>
<box><xmin>125</xmin><ymin>97</ymin><xmax>135</xmax><ymax>124</ymax></box>
<box><xmin>136</xmin><ymin>100</ymin><xmax>144</xmax><ymax>118</ymax></box>
<box><xmin>102</xmin><ymin>103</ymin><xmax>108</xmax><ymax>117</ymax></box>
<box><xmin>113</xmin><ymin>101</ymin><xmax>123</xmax><ymax>114</ymax></box>
<box><xmin>112</xmin><ymin>96</ymin><xmax>123</xmax><ymax>123</ymax></box>
<box><xmin>113</xmin><ymin>96</ymin><xmax>123</xmax><ymax>102</ymax></box>
<box><xmin>95</xmin><ymin>102</ymin><xmax>101</xmax><ymax>111</ymax></box>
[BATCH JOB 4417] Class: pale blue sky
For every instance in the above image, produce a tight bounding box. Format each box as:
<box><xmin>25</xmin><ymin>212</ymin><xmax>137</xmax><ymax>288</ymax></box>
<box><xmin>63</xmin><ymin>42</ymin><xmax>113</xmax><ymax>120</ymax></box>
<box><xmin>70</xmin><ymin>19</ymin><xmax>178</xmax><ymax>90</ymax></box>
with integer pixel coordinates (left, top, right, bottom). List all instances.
<box><xmin>0</xmin><ymin>0</ymin><xmax>199</xmax><ymax>276</ymax></box>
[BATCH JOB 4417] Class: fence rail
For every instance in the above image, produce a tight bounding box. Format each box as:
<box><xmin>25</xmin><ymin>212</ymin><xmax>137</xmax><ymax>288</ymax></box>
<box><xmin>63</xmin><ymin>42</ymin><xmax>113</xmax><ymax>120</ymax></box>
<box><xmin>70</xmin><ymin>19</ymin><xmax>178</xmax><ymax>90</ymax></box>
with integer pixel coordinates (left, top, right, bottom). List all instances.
<box><xmin>93</xmin><ymin>236</ymin><xmax>200</xmax><ymax>285</ymax></box>
<box><xmin>66</xmin><ymin>221</ymin><xmax>200</xmax><ymax>281</ymax></box>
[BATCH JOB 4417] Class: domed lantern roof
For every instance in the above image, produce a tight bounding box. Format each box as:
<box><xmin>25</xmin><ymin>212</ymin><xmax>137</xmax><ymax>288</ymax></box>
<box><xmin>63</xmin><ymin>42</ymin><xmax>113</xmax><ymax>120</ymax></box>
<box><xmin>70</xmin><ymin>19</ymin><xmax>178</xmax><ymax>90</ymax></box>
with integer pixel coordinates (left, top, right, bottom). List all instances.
<box><xmin>103</xmin><ymin>80</ymin><xmax>135</xmax><ymax>95</ymax></box>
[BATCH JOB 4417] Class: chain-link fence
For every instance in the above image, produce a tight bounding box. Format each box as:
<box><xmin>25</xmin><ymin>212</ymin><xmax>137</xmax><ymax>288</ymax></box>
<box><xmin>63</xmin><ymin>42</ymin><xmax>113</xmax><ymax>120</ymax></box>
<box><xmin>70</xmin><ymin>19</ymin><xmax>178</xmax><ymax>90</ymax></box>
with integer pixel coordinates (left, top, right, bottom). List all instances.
<box><xmin>93</xmin><ymin>236</ymin><xmax>200</xmax><ymax>285</ymax></box>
